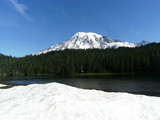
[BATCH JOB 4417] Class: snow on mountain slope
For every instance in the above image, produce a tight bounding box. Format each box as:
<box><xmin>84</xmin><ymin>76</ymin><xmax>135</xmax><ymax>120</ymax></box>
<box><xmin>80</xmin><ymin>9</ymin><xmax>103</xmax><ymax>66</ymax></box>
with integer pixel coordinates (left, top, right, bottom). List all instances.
<box><xmin>0</xmin><ymin>83</ymin><xmax>160</xmax><ymax>120</ymax></box>
<box><xmin>32</xmin><ymin>32</ymin><xmax>149</xmax><ymax>55</ymax></box>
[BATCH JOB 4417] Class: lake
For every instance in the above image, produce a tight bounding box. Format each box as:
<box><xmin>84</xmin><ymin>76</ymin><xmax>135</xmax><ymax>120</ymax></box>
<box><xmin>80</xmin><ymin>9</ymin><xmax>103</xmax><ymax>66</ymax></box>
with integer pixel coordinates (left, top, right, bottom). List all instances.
<box><xmin>0</xmin><ymin>75</ymin><xmax>160</xmax><ymax>96</ymax></box>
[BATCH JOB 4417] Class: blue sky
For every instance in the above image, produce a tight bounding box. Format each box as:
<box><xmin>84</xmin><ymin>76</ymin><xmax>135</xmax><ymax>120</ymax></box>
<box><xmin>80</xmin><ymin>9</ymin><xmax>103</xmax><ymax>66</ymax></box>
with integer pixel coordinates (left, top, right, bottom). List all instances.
<box><xmin>0</xmin><ymin>0</ymin><xmax>160</xmax><ymax>57</ymax></box>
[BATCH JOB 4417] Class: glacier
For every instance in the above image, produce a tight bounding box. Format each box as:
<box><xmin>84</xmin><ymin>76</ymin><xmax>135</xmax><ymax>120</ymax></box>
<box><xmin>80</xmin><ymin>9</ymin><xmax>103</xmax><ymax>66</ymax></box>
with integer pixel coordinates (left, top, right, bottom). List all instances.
<box><xmin>32</xmin><ymin>32</ymin><xmax>149</xmax><ymax>55</ymax></box>
<box><xmin>0</xmin><ymin>83</ymin><xmax>160</xmax><ymax>120</ymax></box>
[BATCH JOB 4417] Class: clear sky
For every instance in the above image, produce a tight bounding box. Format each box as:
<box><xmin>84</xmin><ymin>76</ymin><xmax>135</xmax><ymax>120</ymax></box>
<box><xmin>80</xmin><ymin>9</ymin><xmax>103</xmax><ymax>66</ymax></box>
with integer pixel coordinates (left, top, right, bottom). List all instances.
<box><xmin>0</xmin><ymin>0</ymin><xmax>160</xmax><ymax>57</ymax></box>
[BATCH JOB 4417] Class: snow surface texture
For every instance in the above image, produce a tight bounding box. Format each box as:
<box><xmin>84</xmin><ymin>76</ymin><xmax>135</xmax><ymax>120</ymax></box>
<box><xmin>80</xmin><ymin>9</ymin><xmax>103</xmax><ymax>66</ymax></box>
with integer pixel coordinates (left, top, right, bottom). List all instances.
<box><xmin>33</xmin><ymin>32</ymin><xmax>150</xmax><ymax>55</ymax></box>
<box><xmin>0</xmin><ymin>84</ymin><xmax>8</xmax><ymax>87</ymax></box>
<box><xmin>0</xmin><ymin>83</ymin><xmax>160</xmax><ymax>120</ymax></box>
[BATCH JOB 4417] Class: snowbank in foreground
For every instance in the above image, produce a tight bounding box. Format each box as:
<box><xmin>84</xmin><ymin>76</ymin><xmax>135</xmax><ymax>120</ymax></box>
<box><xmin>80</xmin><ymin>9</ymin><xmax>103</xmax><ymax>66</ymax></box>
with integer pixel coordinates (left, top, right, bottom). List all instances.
<box><xmin>0</xmin><ymin>84</ymin><xmax>8</xmax><ymax>87</ymax></box>
<box><xmin>0</xmin><ymin>83</ymin><xmax>160</xmax><ymax>120</ymax></box>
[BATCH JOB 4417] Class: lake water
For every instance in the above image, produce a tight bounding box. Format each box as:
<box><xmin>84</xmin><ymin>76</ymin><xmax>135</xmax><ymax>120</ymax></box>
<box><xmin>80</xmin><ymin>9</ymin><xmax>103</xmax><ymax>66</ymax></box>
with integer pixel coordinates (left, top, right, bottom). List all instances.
<box><xmin>0</xmin><ymin>75</ymin><xmax>160</xmax><ymax>96</ymax></box>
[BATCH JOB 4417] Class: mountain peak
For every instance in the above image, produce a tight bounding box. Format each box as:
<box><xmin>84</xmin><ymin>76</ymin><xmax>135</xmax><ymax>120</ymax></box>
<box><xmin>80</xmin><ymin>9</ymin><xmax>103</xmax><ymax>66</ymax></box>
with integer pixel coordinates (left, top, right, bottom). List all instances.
<box><xmin>137</xmin><ymin>40</ymin><xmax>150</xmax><ymax>46</ymax></box>
<box><xmin>141</xmin><ymin>40</ymin><xmax>150</xmax><ymax>43</ymax></box>
<box><xmin>73</xmin><ymin>32</ymin><xmax>102</xmax><ymax>39</ymax></box>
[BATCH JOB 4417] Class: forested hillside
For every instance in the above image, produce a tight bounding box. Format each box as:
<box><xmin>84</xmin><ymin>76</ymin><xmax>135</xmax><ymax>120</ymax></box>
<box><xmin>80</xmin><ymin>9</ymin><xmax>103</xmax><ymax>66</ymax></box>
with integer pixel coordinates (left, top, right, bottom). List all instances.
<box><xmin>0</xmin><ymin>43</ymin><xmax>160</xmax><ymax>76</ymax></box>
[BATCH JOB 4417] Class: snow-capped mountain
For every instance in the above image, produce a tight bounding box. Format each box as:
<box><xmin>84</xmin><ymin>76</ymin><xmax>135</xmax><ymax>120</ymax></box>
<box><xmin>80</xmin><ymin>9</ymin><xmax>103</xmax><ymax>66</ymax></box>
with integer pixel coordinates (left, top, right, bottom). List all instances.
<box><xmin>33</xmin><ymin>32</ymin><xmax>150</xmax><ymax>55</ymax></box>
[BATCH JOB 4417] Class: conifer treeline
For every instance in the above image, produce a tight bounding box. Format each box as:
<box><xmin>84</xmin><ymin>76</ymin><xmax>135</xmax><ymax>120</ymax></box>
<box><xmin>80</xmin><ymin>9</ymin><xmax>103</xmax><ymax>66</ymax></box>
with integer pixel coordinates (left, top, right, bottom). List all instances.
<box><xmin>0</xmin><ymin>43</ymin><xmax>160</xmax><ymax>76</ymax></box>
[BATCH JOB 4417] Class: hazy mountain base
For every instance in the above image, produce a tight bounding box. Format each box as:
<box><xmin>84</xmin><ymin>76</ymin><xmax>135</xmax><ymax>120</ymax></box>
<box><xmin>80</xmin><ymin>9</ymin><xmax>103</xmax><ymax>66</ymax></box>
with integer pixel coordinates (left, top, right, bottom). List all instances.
<box><xmin>0</xmin><ymin>43</ymin><xmax>160</xmax><ymax>77</ymax></box>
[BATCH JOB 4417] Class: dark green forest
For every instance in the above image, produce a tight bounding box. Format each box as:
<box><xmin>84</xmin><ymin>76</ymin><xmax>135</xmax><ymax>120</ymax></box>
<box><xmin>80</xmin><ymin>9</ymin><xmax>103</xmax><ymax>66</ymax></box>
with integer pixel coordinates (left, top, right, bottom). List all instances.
<box><xmin>0</xmin><ymin>43</ymin><xmax>160</xmax><ymax>77</ymax></box>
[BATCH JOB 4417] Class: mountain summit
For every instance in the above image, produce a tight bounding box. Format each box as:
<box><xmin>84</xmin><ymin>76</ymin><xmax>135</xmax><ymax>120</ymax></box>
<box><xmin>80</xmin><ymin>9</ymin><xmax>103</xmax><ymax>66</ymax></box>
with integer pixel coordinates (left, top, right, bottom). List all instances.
<box><xmin>33</xmin><ymin>32</ymin><xmax>149</xmax><ymax>55</ymax></box>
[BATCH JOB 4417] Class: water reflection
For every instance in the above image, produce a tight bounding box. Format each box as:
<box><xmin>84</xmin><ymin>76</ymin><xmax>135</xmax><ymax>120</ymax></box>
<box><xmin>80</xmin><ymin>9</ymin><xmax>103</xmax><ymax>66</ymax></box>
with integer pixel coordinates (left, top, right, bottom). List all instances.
<box><xmin>0</xmin><ymin>75</ymin><xmax>160</xmax><ymax>96</ymax></box>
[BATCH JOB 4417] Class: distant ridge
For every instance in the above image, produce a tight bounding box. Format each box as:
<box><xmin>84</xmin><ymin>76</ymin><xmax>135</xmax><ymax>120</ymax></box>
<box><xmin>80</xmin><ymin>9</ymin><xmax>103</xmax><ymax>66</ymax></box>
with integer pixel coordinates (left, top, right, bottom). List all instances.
<box><xmin>32</xmin><ymin>32</ymin><xmax>150</xmax><ymax>55</ymax></box>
